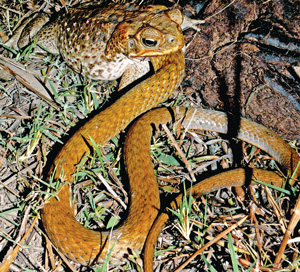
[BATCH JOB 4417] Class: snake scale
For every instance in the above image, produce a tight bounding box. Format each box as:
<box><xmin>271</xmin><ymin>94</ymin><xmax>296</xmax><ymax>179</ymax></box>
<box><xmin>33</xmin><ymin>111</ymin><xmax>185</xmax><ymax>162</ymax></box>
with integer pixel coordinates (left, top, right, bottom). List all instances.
<box><xmin>7</xmin><ymin>2</ymin><xmax>300</xmax><ymax>271</ymax></box>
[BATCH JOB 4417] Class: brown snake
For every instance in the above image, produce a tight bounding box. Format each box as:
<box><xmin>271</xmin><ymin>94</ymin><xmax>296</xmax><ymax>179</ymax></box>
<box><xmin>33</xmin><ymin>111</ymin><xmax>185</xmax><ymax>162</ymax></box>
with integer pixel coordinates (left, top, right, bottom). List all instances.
<box><xmin>43</xmin><ymin>48</ymin><xmax>300</xmax><ymax>270</ymax></box>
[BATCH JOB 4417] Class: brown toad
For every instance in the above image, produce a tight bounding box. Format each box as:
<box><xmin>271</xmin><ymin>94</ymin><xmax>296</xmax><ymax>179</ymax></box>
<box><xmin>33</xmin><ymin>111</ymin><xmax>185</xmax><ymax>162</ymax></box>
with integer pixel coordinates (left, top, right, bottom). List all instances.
<box><xmin>6</xmin><ymin>2</ymin><xmax>188</xmax><ymax>87</ymax></box>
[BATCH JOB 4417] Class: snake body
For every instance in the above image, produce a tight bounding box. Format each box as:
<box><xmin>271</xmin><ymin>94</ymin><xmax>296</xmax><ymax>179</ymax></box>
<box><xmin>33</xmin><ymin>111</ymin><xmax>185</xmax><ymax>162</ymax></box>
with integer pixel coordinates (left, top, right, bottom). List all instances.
<box><xmin>43</xmin><ymin>47</ymin><xmax>300</xmax><ymax>269</ymax></box>
<box><xmin>126</xmin><ymin>107</ymin><xmax>300</xmax><ymax>271</ymax></box>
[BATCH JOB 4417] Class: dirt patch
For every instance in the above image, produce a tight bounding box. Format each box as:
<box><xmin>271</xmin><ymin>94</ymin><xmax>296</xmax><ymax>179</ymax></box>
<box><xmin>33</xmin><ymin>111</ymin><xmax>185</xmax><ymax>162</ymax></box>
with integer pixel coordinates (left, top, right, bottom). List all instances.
<box><xmin>183</xmin><ymin>0</ymin><xmax>300</xmax><ymax>140</ymax></box>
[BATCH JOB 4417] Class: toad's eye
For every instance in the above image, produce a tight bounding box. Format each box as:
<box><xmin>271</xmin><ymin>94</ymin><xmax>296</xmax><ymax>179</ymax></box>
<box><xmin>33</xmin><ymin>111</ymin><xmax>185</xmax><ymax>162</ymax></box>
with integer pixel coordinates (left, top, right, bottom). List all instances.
<box><xmin>142</xmin><ymin>38</ymin><xmax>158</xmax><ymax>48</ymax></box>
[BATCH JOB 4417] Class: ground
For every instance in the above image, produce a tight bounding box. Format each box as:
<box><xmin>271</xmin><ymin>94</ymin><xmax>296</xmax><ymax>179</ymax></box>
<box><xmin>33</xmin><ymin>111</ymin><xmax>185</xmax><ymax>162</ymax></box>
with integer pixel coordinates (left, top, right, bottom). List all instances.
<box><xmin>0</xmin><ymin>0</ymin><xmax>300</xmax><ymax>271</ymax></box>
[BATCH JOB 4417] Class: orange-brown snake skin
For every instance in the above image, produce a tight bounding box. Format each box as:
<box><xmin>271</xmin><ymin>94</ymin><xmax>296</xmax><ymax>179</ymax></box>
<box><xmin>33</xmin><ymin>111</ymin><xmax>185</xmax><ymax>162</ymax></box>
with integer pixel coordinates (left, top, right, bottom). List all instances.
<box><xmin>43</xmin><ymin>49</ymin><xmax>300</xmax><ymax>270</ymax></box>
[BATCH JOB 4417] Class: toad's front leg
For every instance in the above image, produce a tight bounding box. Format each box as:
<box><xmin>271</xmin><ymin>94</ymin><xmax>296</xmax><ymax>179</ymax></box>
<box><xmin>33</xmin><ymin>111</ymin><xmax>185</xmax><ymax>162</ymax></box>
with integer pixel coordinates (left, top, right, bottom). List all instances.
<box><xmin>5</xmin><ymin>12</ymin><xmax>59</xmax><ymax>53</ymax></box>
